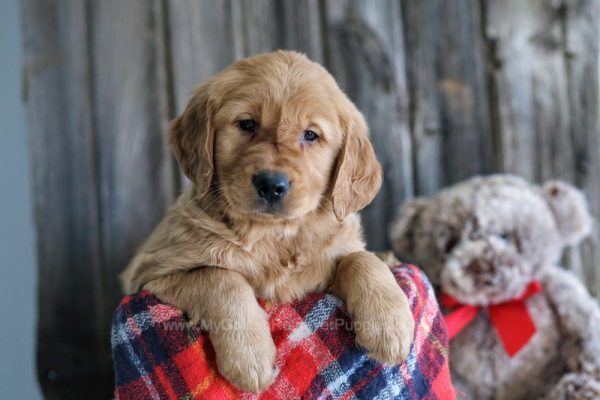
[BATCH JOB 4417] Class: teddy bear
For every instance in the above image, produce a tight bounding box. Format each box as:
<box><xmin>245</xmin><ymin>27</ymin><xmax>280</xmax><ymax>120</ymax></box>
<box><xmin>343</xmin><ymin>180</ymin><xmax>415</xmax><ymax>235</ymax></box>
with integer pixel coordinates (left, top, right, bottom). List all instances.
<box><xmin>390</xmin><ymin>174</ymin><xmax>600</xmax><ymax>399</ymax></box>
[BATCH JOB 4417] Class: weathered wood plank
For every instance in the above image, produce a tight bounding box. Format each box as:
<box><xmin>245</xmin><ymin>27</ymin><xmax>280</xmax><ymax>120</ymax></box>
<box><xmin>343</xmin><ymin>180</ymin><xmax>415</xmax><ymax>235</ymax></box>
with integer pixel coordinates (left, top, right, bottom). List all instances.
<box><xmin>169</xmin><ymin>0</ymin><xmax>324</xmax><ymax>101</ymax></box>
<box><xmin>563</xmin><ymin>0</ymin><xmax>600</xmax><ymax>297</ymax></box>
<box><xmin>483</xmin><ymin>0</ymin><xmax>574</xmax><ymax>182</ymax></box>
<box><xmin>402</xmin><ymin>0</ymin><xmax>494</xmax><ymax>196</ymax></box>
<box><xmin>23</xmin><ymin>1</ymin><xmax>175</xmax><ymax>397</ymax></box>
<box><xmin>21</xmin><ymin>0</ymin><xmax>109</xmax><ymax>398</ymax></box>
<box><xmin>277</xmin><ymin>0</ymin><xmax>325</xmax><ymax>62</ymax></box>
<box><xmin>483</xmin><ymin>0</ymin><xmax>600</xmax><ymax>290</ymax></box>
<box><xmin>232</xmin><ymin>0</ymin><xmax>280</xmax><ymax>56</ymax></box>
<box><xmin>232</xmin><ymin>0</ymin><xmax>324</xmax><ymax>62</ymax></box>
<box><xmin>168</xmin><ymin>0</ymin><xmax>238</xmax><ymax>112</ymax></box>
<box><xmin>323</xmin><ymin>0</ymin><xmax>413</xmax><ymax>250</ymax></box>
<box><xmin>90</xmin><ymin>0</ymin><xmax>176</xmax><ymax>368</ymax></box>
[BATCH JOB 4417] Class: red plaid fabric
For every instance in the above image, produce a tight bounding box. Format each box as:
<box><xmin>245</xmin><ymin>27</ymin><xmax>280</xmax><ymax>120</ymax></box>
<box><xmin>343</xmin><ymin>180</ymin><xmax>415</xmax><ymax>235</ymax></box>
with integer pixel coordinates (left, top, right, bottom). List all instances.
<box><xmin>112</xmin><ymin>264</ymin><xmax>454</xmax><ymax>399</ymax></box>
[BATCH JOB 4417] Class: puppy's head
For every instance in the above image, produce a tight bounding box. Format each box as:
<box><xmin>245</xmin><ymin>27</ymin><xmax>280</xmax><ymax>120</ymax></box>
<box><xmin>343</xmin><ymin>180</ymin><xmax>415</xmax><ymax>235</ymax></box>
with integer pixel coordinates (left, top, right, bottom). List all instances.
<box><xmin>170</xmin><ymin>51</ymin><xmax>381</xmax><ymax>221</ymax></box>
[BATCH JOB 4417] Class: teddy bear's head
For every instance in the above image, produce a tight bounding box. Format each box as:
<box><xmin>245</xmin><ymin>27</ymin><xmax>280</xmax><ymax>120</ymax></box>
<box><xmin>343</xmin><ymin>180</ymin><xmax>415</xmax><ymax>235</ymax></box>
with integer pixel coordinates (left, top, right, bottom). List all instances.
<box><xmin>391</xmin><ymin>175</ymin><xmax>592</xmax><ymax>305</ymax></box>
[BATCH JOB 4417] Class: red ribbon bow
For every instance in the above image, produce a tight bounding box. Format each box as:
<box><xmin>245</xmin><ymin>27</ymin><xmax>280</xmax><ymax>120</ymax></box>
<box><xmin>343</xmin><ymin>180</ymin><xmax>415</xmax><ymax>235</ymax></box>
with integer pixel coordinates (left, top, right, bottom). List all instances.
<box><xmin>440</xmin><ymin>281</ymin><xmax>543</xmax><ymax>357</ymax></box>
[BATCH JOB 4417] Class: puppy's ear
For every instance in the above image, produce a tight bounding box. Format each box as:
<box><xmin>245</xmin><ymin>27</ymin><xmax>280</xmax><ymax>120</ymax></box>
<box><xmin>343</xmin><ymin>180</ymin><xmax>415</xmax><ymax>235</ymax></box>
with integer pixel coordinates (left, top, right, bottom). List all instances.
<box><xmin>330</xmin><ymin>102</ymin><xmax>382</xmax><ymax>221</ymax></box>
<box><xmin>390</xmin><ymin>198</ymin><xmax>428</xmax><ymax>255</ymax></box>
<box><xmin>543</xmin><ymin>180</ymin><xmax>593</xmax><ymax>245</ymax></box>
<box><xmin>169</xmin><ymin>81</ymin><xmax>215</xmax><ymax>197</ymax></box>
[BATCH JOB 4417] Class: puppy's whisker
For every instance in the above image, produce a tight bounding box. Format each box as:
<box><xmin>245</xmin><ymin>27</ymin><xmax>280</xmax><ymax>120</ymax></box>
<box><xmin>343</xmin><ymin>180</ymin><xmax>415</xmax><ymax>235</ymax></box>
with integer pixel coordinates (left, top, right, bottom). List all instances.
<box><xmin>317</xmin><ymin>203</ymin><xmax>334</xmax><ymax>220</ymax></box>
<box><xmin>195</xmin><ymin>190</ymin><xmax>227</xmax><ymax>215</ymax></box>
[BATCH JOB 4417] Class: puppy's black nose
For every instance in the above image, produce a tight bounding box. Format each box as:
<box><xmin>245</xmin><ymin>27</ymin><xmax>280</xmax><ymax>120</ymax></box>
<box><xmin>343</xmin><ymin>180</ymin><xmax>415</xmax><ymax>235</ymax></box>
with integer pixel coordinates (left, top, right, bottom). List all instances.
<box><xmin>252</xmin><ymin>171</ymin><xmax>290</xmax><ymax>203</ymax></box>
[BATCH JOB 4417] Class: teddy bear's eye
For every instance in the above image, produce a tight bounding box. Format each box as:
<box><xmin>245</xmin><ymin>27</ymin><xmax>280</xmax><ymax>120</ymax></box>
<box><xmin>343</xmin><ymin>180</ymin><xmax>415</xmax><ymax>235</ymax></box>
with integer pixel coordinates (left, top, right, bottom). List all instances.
<box><xmin>499</xmin><ymin>232</ymin><xmax>521</xmax><ymax>251</ymax></box>
<box><xmin>445</xmin><ymin>237</ymin><xmax>460</xmax><ymax>253</ymax></box>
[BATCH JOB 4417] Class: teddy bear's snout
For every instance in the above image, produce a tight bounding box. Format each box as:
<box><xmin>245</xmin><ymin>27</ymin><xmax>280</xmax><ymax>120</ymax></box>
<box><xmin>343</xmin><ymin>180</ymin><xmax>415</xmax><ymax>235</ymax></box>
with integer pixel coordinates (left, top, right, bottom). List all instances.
<box><xmin>465</xmin><ymin>260</ymin><xmax>497</xmax><ymax>286</ymax></box>
<box><xmin>441</xmin><ymin>238</ymin><xmax>531</xmax><ymax>304</ymax></box>
<box><xmin>465</xmin><ymin>259</ymin><xmax>495</xmax><ymax>275</ymax></box>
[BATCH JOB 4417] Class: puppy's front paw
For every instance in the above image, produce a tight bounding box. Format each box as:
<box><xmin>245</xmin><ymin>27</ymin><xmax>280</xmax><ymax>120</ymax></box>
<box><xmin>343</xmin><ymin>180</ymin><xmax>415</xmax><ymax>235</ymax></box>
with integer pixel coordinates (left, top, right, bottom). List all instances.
<box><xmin>353</xmin><ymin>290</ymin><xmax>414</xmax><ymax>365</ymax></box>
<box><xmin>210</xmin><ymin>316</ymin><xmax>276</xmax><ymax>393</ymax></box>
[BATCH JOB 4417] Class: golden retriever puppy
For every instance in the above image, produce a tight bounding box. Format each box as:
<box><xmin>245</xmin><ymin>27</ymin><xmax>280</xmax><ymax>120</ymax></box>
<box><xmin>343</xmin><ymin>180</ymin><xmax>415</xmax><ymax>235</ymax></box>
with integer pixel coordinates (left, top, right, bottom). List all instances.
<box><xmin>121</xmin><ymin>51</ymin><xmax>414</xmax><ymax>393</ymax></box>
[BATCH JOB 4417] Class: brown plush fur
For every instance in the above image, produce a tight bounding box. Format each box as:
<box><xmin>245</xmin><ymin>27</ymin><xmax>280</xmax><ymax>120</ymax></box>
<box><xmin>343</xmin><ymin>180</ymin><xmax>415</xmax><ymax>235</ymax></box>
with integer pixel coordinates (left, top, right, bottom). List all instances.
<box><xmin>121</xmin><ymin>51</ymin><xmax>414</xmax><ymax>393</ymax></box>
<box><xmin>391</xmin><ymin>174</ymin><xmax>600</xmax><ymax>399</ymax></box>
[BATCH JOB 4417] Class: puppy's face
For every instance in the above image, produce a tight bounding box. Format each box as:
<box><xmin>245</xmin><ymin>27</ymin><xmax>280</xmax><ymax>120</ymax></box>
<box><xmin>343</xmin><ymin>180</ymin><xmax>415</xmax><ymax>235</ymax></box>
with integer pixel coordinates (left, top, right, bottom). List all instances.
<box><xmin>170</xmin><ymin>51</ymin><xmax>382</xmax><ymax>222</ymax></box>
<box><xmin>214</xmin><ymin>69</ymin><xmax>340</xmax><ymax>219</ymax></box>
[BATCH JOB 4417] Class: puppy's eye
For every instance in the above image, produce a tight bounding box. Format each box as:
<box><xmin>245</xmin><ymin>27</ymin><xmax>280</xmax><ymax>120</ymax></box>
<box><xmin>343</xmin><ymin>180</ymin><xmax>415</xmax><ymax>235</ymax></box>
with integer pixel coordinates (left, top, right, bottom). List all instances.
<box><xmin>303</xmin><ymin>130</ymin><xmax>319</xmax><ymax>142</ymax></box>
<box><xmin>238</xmin><ymin>119</ymin><xmax>258</xmax><ymax>133</ymax></box>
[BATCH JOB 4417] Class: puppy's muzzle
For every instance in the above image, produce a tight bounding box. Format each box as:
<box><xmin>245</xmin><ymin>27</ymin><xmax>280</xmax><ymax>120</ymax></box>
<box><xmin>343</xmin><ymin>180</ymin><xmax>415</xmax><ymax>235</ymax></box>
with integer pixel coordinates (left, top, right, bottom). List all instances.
<box><xmin>252</xmin><ymin>171</ymin><xmax>290</xmax><ymax>204</ymax></box>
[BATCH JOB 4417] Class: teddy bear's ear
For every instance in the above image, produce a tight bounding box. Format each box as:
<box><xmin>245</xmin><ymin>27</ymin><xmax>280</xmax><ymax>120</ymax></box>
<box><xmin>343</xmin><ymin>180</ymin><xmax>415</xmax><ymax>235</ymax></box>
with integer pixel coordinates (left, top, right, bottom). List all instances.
<box><xmin>543</xmin><ymin>180</ymin><xmax>593</xmax><ymax>245</ymax></box>
<box><xmin>390</xmin><ymin>198</ymin><xmax>429</xmax><ymax>255</ymax></box>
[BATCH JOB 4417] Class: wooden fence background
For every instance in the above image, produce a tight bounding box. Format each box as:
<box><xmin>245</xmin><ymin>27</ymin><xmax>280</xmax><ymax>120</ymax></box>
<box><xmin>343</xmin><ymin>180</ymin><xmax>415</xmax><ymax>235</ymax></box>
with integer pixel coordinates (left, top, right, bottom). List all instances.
<box><xmin>21</xmin><ymin>0</ymin><xmax>599</xmax><ymax>398</ymax></box>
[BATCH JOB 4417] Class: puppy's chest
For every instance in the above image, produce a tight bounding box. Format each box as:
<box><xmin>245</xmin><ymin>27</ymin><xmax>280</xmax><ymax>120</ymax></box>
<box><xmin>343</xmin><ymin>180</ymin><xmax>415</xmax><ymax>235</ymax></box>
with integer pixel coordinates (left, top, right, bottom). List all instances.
<box><xmin>245</xmin><ymin>237</ymin><xmax>337</xmax><ymax>302</ymax></box>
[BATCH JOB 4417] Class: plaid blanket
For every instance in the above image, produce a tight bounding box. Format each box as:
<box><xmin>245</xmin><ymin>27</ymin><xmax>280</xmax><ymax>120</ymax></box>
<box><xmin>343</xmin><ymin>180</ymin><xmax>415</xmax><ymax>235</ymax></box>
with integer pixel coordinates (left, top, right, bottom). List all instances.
<box><xmin>112</xmin><ymin>264</ymin><xmax>454</xmax><ymax>399</ymax></box>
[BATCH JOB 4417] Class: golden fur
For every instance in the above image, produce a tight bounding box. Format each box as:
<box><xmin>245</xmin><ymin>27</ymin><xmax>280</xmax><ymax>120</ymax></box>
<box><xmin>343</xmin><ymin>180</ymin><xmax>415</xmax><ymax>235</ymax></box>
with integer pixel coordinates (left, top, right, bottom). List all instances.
<box><xmin>121</xmin><ymin>51</ymin><xmax>413</xmax><ymax>393</ymax></box>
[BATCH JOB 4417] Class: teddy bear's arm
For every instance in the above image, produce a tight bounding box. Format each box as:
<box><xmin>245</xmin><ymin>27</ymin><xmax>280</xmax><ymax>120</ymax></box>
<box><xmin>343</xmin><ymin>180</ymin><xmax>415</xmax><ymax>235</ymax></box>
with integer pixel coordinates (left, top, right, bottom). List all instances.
<box><xmin>542</xmin><ymin>265</ymin><xmax>600</xmax><ymax>399</ymax></box>
<box><xmin>545</xmin><ymin>373</ymin><xmax>600</xmax><ymax>400</ymax></box>
<box><xmin>542</xmin><ymin>265</ymin><xmax>600</xmax><ymax>373</ymax></box>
